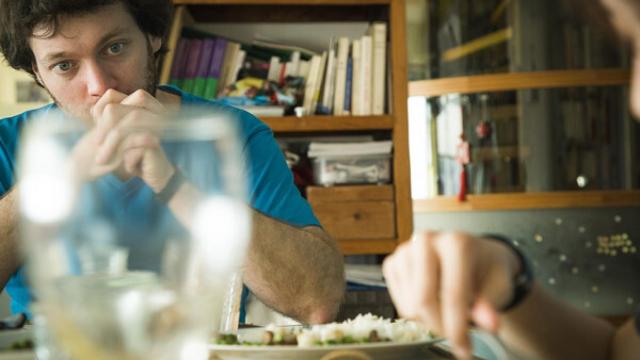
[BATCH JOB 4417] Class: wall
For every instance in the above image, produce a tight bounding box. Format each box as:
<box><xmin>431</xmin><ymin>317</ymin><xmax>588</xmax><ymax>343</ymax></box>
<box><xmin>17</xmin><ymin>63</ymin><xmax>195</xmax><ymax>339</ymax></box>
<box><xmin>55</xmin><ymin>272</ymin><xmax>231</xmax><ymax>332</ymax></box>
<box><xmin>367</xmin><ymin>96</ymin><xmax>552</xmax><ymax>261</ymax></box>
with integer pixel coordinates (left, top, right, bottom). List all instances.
<box><xmin>0</xmin><ymin>57</ymin><xmax>49</xmax><ymax>118</ymax></box>
<box><xmin>414</xmin><ymin>206</ymin><xmax>640</xmax><ymax>316</ymax></box>
<box><xmin>0</xmin><ymin>292</ymin><xmax>9</xmax><ymax>318</ymax></box>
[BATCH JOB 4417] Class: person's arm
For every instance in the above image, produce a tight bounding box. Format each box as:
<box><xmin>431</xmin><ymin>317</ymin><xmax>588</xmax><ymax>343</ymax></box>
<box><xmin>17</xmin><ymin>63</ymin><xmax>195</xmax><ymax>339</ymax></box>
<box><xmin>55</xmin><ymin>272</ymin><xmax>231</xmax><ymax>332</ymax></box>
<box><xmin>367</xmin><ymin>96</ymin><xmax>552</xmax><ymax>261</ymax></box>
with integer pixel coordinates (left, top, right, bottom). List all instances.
<box><xmin>0</xmin><ymin>188</ymin><xmax>20</xmax><ymax>289</ymax></box>
<box><xmin>243</xmin><ymin>211</ymin><xmax>344</xmax><ymax>324</ymax></box>
<box><xmin>611</xmin><ymin>318</ymin><xmax>640</xmax><ymax>360</ymax></box>
<box><xmin>383</xmin><ymin>232</ymin><xmax>639</xmax><ymax>360</ymax></box>
<box><xmin>498</xmin><ymin>283</ymin><xmax>615</xmax><ymax>360</ymax></box>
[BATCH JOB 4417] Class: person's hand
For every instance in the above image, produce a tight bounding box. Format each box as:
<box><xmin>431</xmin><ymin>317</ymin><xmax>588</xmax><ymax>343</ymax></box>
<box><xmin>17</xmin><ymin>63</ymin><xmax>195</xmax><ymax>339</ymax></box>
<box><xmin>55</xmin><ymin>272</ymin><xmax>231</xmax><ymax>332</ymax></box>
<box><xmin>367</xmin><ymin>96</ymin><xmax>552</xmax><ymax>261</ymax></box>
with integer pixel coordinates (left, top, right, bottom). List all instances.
<box><xmin>72</xmin><ymin>89</ymin><xmax>175</xmax><ymax>192</ymax></box>
<box><xmin>382</xmin><ymin>232</ymin><xmax>521</xmax><ymax>359</ymax></box>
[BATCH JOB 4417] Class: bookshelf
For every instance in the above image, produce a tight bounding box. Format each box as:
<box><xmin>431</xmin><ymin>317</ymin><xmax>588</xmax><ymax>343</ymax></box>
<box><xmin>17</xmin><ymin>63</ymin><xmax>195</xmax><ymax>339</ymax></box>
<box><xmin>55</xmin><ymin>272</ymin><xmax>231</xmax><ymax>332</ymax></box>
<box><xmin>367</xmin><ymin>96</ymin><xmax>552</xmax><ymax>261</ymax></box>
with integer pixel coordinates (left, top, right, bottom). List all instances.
<box><xmin>408</xmin><ymin>0</ymin><xmax>637</xmax><ymax>212</ymax></box>
<box><xmin>167</xmin><ymin>0</ymin><xmax>412</xmax><ymax>254</ymax></box>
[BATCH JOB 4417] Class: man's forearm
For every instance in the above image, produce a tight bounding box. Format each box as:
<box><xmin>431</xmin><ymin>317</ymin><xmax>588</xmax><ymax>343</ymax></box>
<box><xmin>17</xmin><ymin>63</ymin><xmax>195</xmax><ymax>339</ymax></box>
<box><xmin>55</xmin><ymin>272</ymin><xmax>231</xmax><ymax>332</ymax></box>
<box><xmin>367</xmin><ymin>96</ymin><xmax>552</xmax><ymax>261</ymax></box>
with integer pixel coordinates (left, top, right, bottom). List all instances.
<box><xmin>499</xmin><ymin>283</ymin><xmax>615</xmax><ymax>360</ymax></box>
<box><xmin>0</xmin><ymin>188</ymin><xmax>20</xmax><ymax>289</ymax></box>
<box><xmin>243</xmin><ymin>210</ymin><xmax>345</xmax><ymax>324</ymax></box>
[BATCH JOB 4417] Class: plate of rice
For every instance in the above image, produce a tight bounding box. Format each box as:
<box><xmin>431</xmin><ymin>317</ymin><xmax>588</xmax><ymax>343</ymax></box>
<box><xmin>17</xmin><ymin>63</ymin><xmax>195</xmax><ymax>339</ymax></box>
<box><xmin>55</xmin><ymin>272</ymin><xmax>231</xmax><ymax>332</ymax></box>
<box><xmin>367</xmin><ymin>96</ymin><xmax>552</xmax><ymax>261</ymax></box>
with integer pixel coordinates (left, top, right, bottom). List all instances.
<box><xmin>209</xmin><ymin>313</ymin><xmax>440</xmax><ymax>360</ymax></box>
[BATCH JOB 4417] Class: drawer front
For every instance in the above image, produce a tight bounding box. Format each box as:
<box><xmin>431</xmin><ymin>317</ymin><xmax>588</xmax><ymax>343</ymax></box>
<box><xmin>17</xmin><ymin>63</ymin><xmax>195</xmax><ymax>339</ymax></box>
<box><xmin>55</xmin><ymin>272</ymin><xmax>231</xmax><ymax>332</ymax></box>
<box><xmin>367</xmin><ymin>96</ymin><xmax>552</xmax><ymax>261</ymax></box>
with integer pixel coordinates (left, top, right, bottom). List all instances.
<box><xmin>310</xmin><ymin>201</ymin><xmax>396</xmax><ymax>240</ymax></box>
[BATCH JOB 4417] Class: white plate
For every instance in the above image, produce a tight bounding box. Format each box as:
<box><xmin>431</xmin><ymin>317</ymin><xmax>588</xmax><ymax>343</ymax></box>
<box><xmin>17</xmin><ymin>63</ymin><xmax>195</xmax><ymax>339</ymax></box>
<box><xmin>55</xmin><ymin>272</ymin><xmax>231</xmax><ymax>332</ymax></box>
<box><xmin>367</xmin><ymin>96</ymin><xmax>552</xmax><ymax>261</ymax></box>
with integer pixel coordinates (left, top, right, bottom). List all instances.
<box><xmin>209</xmin><ymin>327</ymin><xmax>441</xmax><ymax>360</ymax></box>
<box><xmin>0</xmin><ymin>328</ymin><xmax>34</xmax><ymax>360</ymax></box>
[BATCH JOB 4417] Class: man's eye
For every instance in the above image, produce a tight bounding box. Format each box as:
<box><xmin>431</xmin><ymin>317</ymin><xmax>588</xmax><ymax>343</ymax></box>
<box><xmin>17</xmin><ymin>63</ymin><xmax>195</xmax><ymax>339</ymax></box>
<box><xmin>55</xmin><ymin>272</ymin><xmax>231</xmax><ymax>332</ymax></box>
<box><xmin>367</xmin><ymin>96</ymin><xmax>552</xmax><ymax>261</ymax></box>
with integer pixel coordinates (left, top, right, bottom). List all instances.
<box><xmin>54</xmin><ymin>62</ymin><xmax>72</xmax><ymax>72</ymax></box>
<box><xmin>107</xmin><ymin>42</ymin><xmax>125</xmax><ymax>55</ymax></box>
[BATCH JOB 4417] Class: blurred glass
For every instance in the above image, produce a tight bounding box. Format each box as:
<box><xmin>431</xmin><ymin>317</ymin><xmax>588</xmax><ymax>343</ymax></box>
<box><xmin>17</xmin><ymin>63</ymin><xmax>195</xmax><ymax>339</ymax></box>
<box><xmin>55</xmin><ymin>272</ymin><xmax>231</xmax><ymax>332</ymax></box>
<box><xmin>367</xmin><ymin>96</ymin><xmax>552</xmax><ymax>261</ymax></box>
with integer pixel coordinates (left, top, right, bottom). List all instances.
<box><xmin>17</xmin><ymin>107</ymin><xmax>251</xmax><ymax>359</ymax></box>
<box><xmin>409</xmin><ymin>85</ymin><xmax>640</xmax><ymax>198</ymax></box>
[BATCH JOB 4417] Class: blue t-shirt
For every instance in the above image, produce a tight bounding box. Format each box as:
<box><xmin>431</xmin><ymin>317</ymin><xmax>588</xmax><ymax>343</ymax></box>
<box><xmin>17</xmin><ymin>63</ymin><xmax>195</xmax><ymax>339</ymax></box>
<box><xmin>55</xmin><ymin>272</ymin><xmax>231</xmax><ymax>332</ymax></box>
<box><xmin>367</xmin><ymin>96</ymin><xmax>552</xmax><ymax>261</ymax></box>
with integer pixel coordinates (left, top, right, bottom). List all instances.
<box><xmin>0</xmin><ymin>85</ymin><xmax>319</xmax><ymax>318</ymax></box>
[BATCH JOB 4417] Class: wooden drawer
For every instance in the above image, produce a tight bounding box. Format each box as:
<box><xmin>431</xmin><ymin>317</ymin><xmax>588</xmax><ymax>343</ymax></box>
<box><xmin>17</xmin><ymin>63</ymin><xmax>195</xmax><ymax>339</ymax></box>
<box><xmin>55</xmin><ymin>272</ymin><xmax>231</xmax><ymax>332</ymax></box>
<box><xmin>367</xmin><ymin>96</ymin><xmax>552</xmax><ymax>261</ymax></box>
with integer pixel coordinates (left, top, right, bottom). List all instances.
<box><xmin>307</xmin><ymin>185</ymin><xmax>396</xmax><ymax>240</ymax></box>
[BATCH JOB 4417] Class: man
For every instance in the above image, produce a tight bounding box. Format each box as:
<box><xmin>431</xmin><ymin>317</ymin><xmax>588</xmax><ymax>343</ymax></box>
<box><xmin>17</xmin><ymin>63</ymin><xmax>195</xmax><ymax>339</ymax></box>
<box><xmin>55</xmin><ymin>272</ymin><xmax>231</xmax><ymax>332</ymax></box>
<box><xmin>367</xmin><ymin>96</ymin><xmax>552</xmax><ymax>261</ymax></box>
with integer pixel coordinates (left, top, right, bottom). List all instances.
<box><xmin>0</xmin><ymin>0</ymin><xmax>344</xmax><ymax>324</ymax></box>
<box><xmin>384</xmin><ymin>1</ymin><xmax>640</xmax><ymax>358</ymax></box>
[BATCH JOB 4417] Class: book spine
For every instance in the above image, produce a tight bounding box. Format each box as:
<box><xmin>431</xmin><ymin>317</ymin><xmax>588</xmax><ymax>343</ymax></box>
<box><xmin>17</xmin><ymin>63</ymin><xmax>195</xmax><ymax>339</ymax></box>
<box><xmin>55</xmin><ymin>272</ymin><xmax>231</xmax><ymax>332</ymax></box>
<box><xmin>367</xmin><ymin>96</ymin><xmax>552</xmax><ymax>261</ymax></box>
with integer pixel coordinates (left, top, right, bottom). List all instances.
<box><xmin>169</xmin><ymin>37</ymin><xmax>189</xmax><ymax>88</ymax></box>
<box><xmin>360</xmin><ymin>35</ymin><xmax>372</xmax><ymax>116</ymax></box>
<box><xmin>193</xmin><ymin>38</ymin><xmax>215</xmax><ymax>97</ymax></box>
<box><xmin>311</xmin><ymin>51</ymin><xmax>328</xmax><ymax>115</ymax></box>
<box><xmin>218</xmin><ymin>42</ymin><xmax>240</xmax><ymax>97</ymax></box>
<box><xmin>333</xmin><ymin>37</ymin><xmax>350</xmax><ymax>116</ymax></box>
<box><xmin>344</xmin><ymin>56</ymin><xmax>353</xmax><ymax>115</ymax></box>
<box><xmin>267</xmin><ymin>56</ymin><xmax>281</xmax><ymax>82</ymax></box>
<box><xmin>203</xmin><ymin>38</ymin><xmax>227</xmax><ymax>99</ymax></box>
<box><xmin>321</xmin><ymin>46</ymin><xmax>336</xmax><ymax>114</ymax></box>
<box><xmin>182</xmin><ymin>38</ymin><xmax>203</xmax><ymax>93</ymax></box>
<box><xmin>302</xmin><ymin>55</ymin><xmax>322</xmax><ymax>114</ymax></box>
<box><xmin>370</xmin><ymin>22</ymin><xmax>387</xmax><ymax>115</ymax></box>
<box><xmin>351</xmin><ymin>39</ymin><xmax>361</xmax><ymax>116</ymax></box>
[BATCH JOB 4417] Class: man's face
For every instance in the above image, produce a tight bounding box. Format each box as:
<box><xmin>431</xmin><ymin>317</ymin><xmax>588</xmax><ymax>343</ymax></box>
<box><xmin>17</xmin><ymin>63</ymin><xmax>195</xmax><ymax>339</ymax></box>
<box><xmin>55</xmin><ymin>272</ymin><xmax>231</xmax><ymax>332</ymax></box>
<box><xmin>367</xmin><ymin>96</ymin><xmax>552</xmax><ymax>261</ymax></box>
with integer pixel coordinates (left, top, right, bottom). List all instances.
<box><xmin>601</xmin><ymin>0</ymin><xmax>640</xmax><ymax>119</ymax></box>
<box><xmin>29</xmin><ymin>2</ymin><xmax>161</xmax><ymax>123</ymax></box>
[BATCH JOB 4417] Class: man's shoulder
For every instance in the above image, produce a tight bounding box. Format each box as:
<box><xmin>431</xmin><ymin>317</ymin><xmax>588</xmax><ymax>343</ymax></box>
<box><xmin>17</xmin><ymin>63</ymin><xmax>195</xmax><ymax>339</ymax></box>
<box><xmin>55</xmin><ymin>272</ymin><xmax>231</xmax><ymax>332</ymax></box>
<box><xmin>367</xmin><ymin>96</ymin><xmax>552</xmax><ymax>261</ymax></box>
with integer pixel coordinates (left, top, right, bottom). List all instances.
<box><xmin>0</xmin><ymin>104</ymin><xmax>55</xmax><ymax>144</ymax></box>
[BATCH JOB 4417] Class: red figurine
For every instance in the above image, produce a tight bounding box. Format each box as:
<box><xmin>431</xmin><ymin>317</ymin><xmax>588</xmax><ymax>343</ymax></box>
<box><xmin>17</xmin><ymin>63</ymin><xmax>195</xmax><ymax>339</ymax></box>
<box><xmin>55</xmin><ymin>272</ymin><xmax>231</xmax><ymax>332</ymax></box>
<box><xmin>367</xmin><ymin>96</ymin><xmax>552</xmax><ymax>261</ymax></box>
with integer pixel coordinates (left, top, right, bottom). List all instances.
<box><xmin>456</xmin><ymin>134</ymin><xmax>471</xmax><ymax>202</ymax></box>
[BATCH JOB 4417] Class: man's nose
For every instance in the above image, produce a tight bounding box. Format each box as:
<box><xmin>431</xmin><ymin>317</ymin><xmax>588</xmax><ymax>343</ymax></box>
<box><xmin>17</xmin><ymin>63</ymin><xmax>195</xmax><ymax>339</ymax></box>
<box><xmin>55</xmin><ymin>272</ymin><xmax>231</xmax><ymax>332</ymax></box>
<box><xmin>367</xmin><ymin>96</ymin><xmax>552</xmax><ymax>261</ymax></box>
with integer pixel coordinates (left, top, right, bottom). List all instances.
<box><xmin>84</xmin><ymin>61</ymin><xmax>116</xmax><ymax>98</ymax></box>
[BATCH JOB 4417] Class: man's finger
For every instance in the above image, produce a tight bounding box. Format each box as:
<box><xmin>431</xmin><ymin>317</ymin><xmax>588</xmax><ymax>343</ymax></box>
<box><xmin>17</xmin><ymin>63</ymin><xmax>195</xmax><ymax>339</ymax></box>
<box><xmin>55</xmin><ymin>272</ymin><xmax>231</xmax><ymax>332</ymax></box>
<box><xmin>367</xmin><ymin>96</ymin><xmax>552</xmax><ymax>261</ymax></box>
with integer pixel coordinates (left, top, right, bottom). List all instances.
<box><xmin>412</xmin><ymin>233</ymin><xmax>444</xmax><ymax>335</ymax></box>
<box><xmin>91</xmin><ymin>89</ymin><xmax>127</xmax><ymax>120</ymax></box>
<box><xmin>121</xmin><ymin>89</ymin><xmax>164</xmax><ymax>113</ymax></box>
<box><xmin>436</xmin><ymin>233</ymin><xmax>473</xmax><ymax>359</ymax></box>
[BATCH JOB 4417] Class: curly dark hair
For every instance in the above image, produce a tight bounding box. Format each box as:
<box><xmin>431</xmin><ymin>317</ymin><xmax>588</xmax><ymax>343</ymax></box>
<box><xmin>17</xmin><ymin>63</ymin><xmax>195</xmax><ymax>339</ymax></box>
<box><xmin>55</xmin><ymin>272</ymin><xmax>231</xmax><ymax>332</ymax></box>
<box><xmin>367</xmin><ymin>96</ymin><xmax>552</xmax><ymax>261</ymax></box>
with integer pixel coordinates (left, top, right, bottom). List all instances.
<box><xmin>0</xmin><ymin>0</ymin><xmax>173</xmax><ymax>79</ymax></box>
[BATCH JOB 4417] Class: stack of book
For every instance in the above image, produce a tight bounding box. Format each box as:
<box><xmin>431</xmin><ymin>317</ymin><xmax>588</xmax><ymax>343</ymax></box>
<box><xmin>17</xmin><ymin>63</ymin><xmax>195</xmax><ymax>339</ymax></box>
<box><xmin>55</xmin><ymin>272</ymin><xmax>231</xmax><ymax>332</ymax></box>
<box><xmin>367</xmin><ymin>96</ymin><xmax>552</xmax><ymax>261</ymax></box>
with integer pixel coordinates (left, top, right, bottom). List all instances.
<box><xmin>164</xmin><ymin>22</ymin><xmax>389</xmax><ymax>117</ymax></box>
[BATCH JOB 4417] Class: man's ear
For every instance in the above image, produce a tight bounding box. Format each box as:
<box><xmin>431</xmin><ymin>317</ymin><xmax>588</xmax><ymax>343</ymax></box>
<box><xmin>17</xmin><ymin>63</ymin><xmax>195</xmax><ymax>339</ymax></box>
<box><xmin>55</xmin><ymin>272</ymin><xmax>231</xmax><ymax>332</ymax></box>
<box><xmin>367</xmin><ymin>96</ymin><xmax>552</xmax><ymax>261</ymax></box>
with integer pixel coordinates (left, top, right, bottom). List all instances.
<box><xmin>149</xmin><ymin>35</ymin><xmax>162</xmax><ymax>55</ymax></box>
<box><xmin>32</xmin><ymin>64</ymin><xmax>44</xmax><ymax>86</ymax></box>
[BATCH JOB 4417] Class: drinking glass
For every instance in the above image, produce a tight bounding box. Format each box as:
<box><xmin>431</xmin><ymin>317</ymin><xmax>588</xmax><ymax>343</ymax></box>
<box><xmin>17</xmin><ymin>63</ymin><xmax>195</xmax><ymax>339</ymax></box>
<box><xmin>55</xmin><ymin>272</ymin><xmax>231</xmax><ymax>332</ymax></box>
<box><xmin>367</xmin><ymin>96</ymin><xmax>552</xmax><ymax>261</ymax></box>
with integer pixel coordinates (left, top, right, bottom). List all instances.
<box><xmin>17</xmin><ymin>106</ymin><xmax>251</xmax><ymax>359</ymax></box>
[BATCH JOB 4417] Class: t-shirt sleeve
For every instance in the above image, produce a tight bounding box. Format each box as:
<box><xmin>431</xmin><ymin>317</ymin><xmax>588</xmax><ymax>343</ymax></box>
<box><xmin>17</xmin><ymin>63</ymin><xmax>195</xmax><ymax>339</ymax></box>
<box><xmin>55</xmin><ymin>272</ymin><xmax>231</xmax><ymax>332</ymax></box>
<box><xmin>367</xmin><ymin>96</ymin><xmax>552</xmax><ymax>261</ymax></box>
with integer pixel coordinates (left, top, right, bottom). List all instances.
<box><xmin>244</xmin><ymin>126</ymin><xmax>320</xmax><ymax>228</ymax></box>
<box><xmin>0</xmin><ymin>120</ymin><xmax>18</xmax><ymax>196</ymax></box>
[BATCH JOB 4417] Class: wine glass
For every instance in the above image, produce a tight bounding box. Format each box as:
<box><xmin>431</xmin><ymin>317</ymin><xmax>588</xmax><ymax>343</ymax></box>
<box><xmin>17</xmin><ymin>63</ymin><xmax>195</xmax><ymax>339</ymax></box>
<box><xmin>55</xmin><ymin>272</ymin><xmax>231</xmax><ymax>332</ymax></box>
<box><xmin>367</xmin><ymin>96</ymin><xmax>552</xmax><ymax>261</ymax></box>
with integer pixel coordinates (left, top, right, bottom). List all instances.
<box><xmin>17</xmin><ymin>106</ymin><xmax>251</xmax><ymax>359</ymax></box>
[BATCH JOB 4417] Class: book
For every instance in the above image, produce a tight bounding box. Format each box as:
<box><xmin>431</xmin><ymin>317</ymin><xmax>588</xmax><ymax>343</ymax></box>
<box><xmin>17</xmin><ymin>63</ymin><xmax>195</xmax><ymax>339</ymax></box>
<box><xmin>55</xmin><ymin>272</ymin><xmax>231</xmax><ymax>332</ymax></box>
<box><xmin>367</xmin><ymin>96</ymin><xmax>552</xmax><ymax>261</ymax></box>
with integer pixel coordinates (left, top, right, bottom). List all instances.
<box><xmin>333</xmin><ymin>37</ymin><xmax>350</xmax><ymax>116</ymax></box>
<box><xmin>217</xmin><ymin>41</ymin><xmax>241</xmax><ymax>97</ymax></box>
<box><xmin>351</xmin><ymin>39</ymin><xmax>361</xmax><ymax>115</ymax></box>
<box><xmin>168</xmin><ymin>37</ymin><xmax>189</xmax><ymax>88</ymax></box>
<box><xmin>229</xmin><ymin>49</ymin><xmax>247</xmax><ymax>89</ymax></box>
<box><xmin>311</xmin><ymin>51</ymin><xmax>328</xmax><ymax>115</ymax></box>
<box><xmin>319</xmin><ymin>42</ymin><xmax>337</xmax><ymax>114</ymax></box>
<box><xmin>344</xmin><ymin>56</ymin><xmax>353</xmax><ymax>115</ymax></box>
<box><xmin>267</xmin><ymin>56</ymin><xmax>281</xmax><ymax>82</ymax></box>
<box><xmin>360</xmin><ymin>35</ymin><xmax>373</xmax><ymax>116</ymax></box>
<box><xmin>203</xmin><ymin>37</ymin><xmax>227</xmax><ymax>100</ymax></box>
<box><xmin>192</xmin><ymin>38</ymin><xmax>215</xmax><ymax>97</ymax></box>
<box><xmin>369</xmin><ymin>22</ymin><xmax>387</xmax><ymax>115</ymax></box>
<box><xmin>302</xmin><ymin>54</ymin><xmax>322</xmax><ymax>115</ymax></box>
<box><xmin>181</xmin><ymin>38</ymin><xmax>203</xmax><ymax>93</ymax></box>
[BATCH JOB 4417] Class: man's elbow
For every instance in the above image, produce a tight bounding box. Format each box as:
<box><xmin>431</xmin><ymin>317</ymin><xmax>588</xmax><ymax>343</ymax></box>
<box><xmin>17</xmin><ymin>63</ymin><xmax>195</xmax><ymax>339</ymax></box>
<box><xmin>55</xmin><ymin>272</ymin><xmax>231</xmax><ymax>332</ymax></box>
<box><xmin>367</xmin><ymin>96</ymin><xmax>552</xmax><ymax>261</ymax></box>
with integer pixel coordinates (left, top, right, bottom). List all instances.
<box><xmin>304</xmin><ymin>273</ymin><xmax>345</xmax><ymax>324</ymax></box>
<box><xmin>305</xmin><ymin>302</ymin><xmax>340</xmax><ymax>324</ymax></box>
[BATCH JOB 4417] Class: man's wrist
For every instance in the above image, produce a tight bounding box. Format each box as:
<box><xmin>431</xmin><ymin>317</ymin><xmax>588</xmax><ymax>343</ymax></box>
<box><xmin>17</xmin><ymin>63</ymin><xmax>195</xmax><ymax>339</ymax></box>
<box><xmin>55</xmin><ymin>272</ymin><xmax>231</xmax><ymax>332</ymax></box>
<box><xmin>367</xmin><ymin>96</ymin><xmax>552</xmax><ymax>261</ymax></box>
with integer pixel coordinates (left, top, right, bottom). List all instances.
<box><xmin>484</xmin><ymin>234</ymin><xmax>534</xmax><ymax>312</ymax></box>
<box><xmin>155</xmin><ymin>168</ymin><xmax>185</xmax><ymax>204</ymax></box>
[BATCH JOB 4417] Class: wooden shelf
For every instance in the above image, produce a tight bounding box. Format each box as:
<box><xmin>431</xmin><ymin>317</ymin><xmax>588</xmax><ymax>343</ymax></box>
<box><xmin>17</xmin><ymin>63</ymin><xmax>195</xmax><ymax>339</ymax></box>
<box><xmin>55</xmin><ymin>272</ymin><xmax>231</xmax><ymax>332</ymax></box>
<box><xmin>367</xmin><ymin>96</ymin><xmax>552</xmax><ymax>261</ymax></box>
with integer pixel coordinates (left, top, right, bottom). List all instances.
<box><xmin>261</xmin><ymin>115</ymin><xmax>394</xmax><ymax>133</ymax></box>
<box><xmin>175</xmin><ymin>0</ymin><xmax>391</xmax><ymax>5</ymax></box>
<box><xmin>174</xmin><ymin>1</ymin><xmax>389</xmax><ymax>23</ymax></box>
<box><xmin>413</xmin><ymin>191</ymin><xmax>640</xmax><ymax>212</ymax></box>
<box><xmin>338</xmin><ymin>239</ymin><xmax>398</xmax><ymax>254</ymax></box>
<box><xmin>409</xmin><ymin>69</ymin><xmax>630</xmax><ymax>97</ymax></box>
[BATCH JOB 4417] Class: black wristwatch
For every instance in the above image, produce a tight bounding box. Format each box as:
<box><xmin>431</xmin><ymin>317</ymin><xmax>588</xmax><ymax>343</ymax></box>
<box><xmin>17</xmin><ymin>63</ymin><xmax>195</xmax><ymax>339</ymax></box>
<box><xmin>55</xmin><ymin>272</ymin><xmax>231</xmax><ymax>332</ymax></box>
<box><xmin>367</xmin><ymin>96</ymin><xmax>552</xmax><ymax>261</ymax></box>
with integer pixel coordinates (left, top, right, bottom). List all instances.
<box><xmin>155</xmin><ymin>168</ymin><xmax>186</xmax><ymax>204</ymax></box>
<box><xmin>484</xmin><ymin>234</ymin><xmax>535</xmax><ymax>312</ymax></box>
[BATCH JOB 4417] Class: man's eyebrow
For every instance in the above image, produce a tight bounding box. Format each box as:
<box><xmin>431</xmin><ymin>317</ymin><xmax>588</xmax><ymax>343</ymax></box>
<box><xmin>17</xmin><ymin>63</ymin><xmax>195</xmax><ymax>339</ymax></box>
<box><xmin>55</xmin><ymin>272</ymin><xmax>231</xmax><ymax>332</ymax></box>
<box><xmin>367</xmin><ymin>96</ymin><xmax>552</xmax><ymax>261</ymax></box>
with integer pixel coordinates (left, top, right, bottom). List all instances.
<box><xmin>42</xmin><ymin>26</ymin><xmax>133</xmax><ymax>64</ymax></box>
